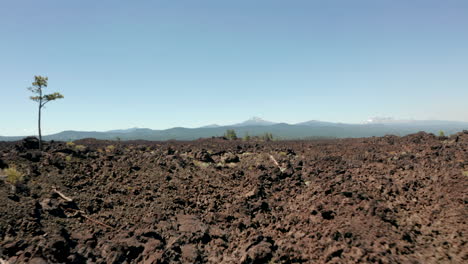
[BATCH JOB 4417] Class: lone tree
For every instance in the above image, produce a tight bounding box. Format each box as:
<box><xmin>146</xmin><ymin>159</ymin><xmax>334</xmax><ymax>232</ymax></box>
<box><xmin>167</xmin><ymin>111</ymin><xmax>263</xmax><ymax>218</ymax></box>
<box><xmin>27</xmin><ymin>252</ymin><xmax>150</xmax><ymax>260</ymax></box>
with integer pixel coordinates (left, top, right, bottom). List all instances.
<box><xmin>28</xmin><ymin>76</ymin><xmax>64</xmax><ymax>150</ymax></box>
<box><xmin>224</xmin><ymin>129</ymin><xmax>237</xmax><ymax>140</ymax></box>
<box><xmin>262</xmin><ymin>132</ymin><xmax>274</xmax><ymax>141</ymax></box>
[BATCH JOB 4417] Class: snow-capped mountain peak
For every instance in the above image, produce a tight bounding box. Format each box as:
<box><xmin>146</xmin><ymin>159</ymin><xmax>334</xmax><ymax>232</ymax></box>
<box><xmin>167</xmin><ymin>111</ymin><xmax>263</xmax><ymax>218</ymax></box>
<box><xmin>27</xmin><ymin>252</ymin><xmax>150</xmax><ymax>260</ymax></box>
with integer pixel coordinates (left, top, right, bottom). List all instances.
<box><xmin>233</xmin><ymin>117</ymin><xmax>277</xmax><ymax>127</ymax></box>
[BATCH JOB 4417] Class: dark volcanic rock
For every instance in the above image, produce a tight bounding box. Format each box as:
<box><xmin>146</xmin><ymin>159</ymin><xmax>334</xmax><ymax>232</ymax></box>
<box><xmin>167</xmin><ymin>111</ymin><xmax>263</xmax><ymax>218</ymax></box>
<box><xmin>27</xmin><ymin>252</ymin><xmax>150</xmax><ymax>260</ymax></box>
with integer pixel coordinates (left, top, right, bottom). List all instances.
<box><xmin>19</xmin><ymin>151</ymin><xmax>42</xmax><ymax>162</ymax></box>
<box><xmin>21</xmin><ymin>136</ymin><xmax>40</xmax><ymax>150</ymax></box>
<box><xmin>240</xmin><ymin>240</ymin><xmax>274</xmax><ymax>264</ymax></box>
<box><xmin>0</xmin><ymin>132</ymin><xmax>467</xmax><ymax>263</ymax></box>
<box><xmin>0</xmin><ymin>158</ymin><xmax>7</xmax><ymax>169</ymax></box>
<box><xmin>222</xmin><ymin>153</ymin><xmax>240</xmax><ymax>163</ymax></box>
<box><xmin>194</xmin><ymin>149</ymin><xmax>214</xmax><ymax>162</ymax></box>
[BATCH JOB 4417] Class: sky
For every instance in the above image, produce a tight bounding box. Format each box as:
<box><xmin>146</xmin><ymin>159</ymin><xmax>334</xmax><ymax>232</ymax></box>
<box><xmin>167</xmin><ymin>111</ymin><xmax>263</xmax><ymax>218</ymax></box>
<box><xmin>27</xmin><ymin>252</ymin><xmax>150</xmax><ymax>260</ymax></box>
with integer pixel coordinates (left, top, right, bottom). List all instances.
<box><xmin>1</xmin><ymin>0</ymin><xmax>467</xmax><ymax>136</ymax></box>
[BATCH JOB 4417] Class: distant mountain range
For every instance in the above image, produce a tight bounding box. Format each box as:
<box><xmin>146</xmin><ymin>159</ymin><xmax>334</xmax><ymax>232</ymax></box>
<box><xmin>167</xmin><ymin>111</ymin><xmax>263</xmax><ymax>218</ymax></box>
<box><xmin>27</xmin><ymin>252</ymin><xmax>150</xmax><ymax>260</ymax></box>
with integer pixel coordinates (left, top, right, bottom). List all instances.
<box><xmin>1</xmin><ymin>117</ymin><xmax>467</xmax><ymax>142</ymax></box>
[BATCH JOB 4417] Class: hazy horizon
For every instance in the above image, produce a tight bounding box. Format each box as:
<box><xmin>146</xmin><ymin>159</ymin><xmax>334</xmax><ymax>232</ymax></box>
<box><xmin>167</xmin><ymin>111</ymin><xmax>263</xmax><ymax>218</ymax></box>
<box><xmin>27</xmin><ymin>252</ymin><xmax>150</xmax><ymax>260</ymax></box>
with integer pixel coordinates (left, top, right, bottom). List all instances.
<box><xmin>1</xmin><ymin>0</ymin><xmax>467</xmax><ymax>136</ymax></box>
<box><xmin>2</xmin><ymin>116</ymin><xmax>468</xmax><ymax>138</ymax></box>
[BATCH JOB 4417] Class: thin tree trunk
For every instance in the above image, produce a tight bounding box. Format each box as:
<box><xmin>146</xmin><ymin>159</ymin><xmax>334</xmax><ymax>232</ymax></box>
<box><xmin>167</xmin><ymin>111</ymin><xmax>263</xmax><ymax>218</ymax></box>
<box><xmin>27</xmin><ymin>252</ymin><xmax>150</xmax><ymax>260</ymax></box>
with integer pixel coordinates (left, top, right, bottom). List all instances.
<box><xmin>38</xmin><ymin>88</ymin><xmax>42</xmax><ymax>150</ymax></box>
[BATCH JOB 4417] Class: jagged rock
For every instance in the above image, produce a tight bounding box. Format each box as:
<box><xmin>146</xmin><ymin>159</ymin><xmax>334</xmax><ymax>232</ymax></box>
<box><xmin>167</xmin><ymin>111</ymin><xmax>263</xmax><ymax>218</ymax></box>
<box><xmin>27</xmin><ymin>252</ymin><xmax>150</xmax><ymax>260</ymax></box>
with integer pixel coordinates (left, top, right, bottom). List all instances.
<box><xmin>21</xmin><ymin>137</ymin><xmax>40</xmax><ymax>150</ymax></box>
<box><xmin>19</xmin><ymin>151</ymin><xmax>42</xmax><ymax>162</ymax></box>
<box><xmin>194</xmin><ymin>150</ymin><xmax>213</xmax><ymax>162</ymax></box>
<box><xmin>0</xmin><ymin>158</ymin><xmax>7</xmax><ymax>169</ymax></box>
<box><xmin>222</xmin><ymin>153</ymin><xmax>240</xmax><ymax>163</ymax></box>
<box><xmin>240</xmin><ymin>240</ymin><xmax>274</xmax><ymax>264</ymax></box>
<box><xmin>0</xmin><ymin>134</ymin><xmax>466</xmax><ymax>263</ymax></box>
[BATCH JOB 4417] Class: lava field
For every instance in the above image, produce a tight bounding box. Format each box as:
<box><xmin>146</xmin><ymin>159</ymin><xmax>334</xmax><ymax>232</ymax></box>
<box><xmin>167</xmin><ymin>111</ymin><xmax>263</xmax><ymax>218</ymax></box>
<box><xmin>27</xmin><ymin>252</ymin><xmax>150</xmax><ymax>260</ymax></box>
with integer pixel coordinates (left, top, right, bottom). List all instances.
<box><xmin>0</xmin><ymin>132</ymin><xmax>467</xmax><ymax>263</ymax></box>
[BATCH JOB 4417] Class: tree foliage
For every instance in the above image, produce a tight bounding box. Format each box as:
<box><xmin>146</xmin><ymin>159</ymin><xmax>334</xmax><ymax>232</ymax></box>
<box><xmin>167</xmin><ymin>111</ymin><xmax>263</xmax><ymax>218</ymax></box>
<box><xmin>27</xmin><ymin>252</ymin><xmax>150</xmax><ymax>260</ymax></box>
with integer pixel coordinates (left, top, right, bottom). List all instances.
<box><xmin>224</xmin><ymin>129</ymin><xmax>238</xmax><ymax>140</ymax></box>
<box><xmin>29</xmin><ymin>76</ymin><xmax>64</xmax><ymax>107</ymax></box>
<box><xmin>262</xmin><ymin>132</ymin><xmax>274</xmax><ymax>141</ymax></box>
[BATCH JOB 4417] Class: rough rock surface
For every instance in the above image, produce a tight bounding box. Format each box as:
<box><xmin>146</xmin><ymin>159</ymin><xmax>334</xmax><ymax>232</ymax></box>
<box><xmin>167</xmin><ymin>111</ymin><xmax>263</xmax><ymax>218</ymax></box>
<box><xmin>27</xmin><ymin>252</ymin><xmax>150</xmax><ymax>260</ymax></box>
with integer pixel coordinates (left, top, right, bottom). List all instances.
<box><xmin>0</xmin><ymin>132</ymin><xmax>467</xmax><ymax>263</ymax></box>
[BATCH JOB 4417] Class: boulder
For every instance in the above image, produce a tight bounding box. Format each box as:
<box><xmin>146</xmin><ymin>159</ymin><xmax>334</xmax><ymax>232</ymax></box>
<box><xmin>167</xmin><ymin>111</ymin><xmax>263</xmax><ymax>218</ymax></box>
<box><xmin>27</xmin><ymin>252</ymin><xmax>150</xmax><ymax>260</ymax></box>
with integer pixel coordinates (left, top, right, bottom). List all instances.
<box><xmin>194</xmin><ymin>150</ymin><xmax>213</xmax><ymax>163</ymax></box>
<box><xmin>240</xmin><ymin>240</ymin><xmax>274</xmax><ymax>264</ymax></box>
<box><xmin>0</xmin><ymin>158</ymin><xmax>7</xmax><ymax>169</ymax></box>
<box><xmin>222</xmin><ymin>153</ymin><xmax>240</xmax><ymax>163</ymax></box>
<box><xmin>20</xmin><ymin>151</ymin><xmax>42</xmax><ymax>162</ymax></box>
<box><xmin>21</xmin><ymin>137</ymin><xmax>40</xmax><ymax>150</ymax></box>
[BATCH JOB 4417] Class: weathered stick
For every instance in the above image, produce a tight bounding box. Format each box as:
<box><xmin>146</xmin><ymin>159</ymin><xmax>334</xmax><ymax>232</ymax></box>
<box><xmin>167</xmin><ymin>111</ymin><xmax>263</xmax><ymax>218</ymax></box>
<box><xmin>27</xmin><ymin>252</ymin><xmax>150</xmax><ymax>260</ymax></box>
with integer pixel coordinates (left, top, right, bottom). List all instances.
<box><xmin>80</xmin><ymin>213</ymin><xmax>114</xmax><ymax>229</ymax></box>
<box><xmin>64</xmin><ymin>208</ymin><xmax>114</xmax><ymax>229</ymax></box>
<box><xmin>53</xmin><ymin>188</ymin><xmax>73</xmax><ymax>202</ymax></box>
<box><xmin>269</xmin><ymin>154</ymin><xmax>286</xmax><ymax>172</ymax></box>
<box><xmin>269</xmin><ymin>154</ymin><xmax>280</xmax><ymax>167</ymax></box>
<box><xmin>52</xmin><ymin>188</ymin><xmax>113</xmax><ymax>229</ymax></box>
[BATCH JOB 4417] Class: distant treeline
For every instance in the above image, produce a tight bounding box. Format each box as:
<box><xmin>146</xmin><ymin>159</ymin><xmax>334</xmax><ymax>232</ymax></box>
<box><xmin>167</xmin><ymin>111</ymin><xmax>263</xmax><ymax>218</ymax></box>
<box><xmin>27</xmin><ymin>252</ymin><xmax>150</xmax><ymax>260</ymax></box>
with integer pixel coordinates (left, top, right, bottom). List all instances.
<box><xmin>223</xmin><ymin>129</ymin><xmax>335</xmax><ymax>141</ymax></box>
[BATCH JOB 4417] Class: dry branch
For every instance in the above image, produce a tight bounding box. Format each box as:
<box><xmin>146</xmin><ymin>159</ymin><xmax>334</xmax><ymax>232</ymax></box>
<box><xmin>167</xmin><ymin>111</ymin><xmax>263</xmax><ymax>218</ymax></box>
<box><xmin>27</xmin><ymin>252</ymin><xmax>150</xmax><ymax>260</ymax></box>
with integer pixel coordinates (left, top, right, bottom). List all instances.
<box><xmin>53</xmin><ymin>188</ymin><xmax>113</xmax><ymax>229</ymax></box>
<box><xmin>269</xmin><ymin>154</ymin><xmax>280</xmax><ymax>167</ymax></box>
<box><xmin>80</xmin><ymin>213</ymin><xmax>114</xmax><ymax>229</ymax></box>
<box><xmin>53</xmin><ymin>188</ymin><xmax>73</xmax><ymax>202</ymax></box>
<box><xmin>269</xmin><ymin>154</ymin><xmax>285</xmax><ymax>172</ymax></box>
<box><xmin>64</xmin><ymin>208</ymin><xmax>114</xmax><ymax>229</ymax></box>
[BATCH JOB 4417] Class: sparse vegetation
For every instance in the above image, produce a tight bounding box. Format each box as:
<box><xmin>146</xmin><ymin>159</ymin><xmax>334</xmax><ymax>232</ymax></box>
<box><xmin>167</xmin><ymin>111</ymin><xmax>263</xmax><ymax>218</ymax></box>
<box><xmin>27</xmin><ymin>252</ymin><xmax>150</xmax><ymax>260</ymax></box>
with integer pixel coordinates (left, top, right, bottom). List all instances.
<box><xmin>106</xmin><ymin>145</ymin><xmax>116</xmax><ymax>152</ymax></box>
<box><xmin>243</xmin><ymin>132</ymin><xmax>251</xmax><ymax>141</ymax></box>
<box><xmin>193</xmin><ymin>160</ymin><xmax>211</xmax><ymax>168</ymax></box>
<box><xmin>28</xmin><ymin>75</ymin><xmax>64</xmax><ymax>150</ymax></box>
<box><xmin>3</xmin><ymin>167</ymin><xmax>23</xmax><ymax>185</ymax></box>
<box><xmin>439</xmin><ymin>130</ymin><xmax>445</xmax><ymax>137</ymax></box>
<box><xmin>75</xmin><ymin>145</ymin><xmax>86</xmax><ymax>151</ymax></box>
<box><xmin>262</xmin><ymin>132</ymin><xmax>274</xmax><ymax>141</ymax></box>
<box><xmin>66</xmin><ymin>141</ymin><xmax>86</xmax><ymax>151</ymax></box>
<box><xmin>224</xmin><ymin>129</ymin><xmax>238</xmax><ymax>140</ymax></box>
<box><xmin>0</xmin><ymin>132</ymin><xmax>466</xmax><ymax>263</ymax></box>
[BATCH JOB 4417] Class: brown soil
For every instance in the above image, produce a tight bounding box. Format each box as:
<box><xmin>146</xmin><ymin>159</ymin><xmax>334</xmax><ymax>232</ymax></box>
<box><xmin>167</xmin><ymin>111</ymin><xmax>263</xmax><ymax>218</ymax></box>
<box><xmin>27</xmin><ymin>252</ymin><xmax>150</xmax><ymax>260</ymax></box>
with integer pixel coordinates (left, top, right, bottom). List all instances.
<box><xmin>0</xmin><ymin>132</ymin><xmax>467</xmax><ymax>263</ymax></box>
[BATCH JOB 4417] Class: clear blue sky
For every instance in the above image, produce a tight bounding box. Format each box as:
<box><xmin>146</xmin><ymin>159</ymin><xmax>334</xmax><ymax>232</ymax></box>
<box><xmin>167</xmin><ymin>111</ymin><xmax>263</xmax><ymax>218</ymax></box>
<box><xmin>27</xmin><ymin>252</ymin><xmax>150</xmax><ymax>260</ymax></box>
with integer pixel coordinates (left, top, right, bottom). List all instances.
<box><xmin>1</xmin><ymin>0</ymin><xmax>467</xmax><ymax>136</ymax></box>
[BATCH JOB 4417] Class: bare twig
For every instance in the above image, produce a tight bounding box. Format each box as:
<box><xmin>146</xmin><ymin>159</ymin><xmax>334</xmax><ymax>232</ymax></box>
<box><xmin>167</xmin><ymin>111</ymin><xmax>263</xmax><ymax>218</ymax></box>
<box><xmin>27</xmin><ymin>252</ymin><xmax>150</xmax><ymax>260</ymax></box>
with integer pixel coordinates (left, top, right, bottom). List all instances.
<box><xmin>64</xmin><ymin>208</ymin><xmax>114</xmax><ymax>229</ymax></box>
<box><xmin>52</xmin><ymin>188</ymin><xmax>113</xmax><ymax>229</ymax></box>
<box><xmin>52</xmin><ymin>188</ymin><xmax>73</xmax><ymax>202</ymax></box>
<box><xmin>269</xmin><ymin>154</ymin><xmax>286</xmax><ymax>172</ymax></box>
<box><xmin>164</xmin><ymin>235</ymin><xmax>183</xmax><ymax>253</ymax></box>
<box><xmin>80</xmin><ymin>213</ymin><xmax>114</xmax><ymax>229</ymax></box>
<box><xmin>269</xmin><ymin>154</ymin><xmax>280</xmax><ymax>168</ymax></box>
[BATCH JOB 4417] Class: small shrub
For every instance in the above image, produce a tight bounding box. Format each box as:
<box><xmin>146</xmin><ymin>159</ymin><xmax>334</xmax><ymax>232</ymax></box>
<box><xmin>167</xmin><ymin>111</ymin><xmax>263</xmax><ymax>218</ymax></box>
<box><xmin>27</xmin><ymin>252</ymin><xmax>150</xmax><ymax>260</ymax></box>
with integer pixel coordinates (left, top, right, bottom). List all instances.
<box><xmin>438</xmin><ymin>130</ymin><xmax>445</xmax><ymax>137</ymax></box>
<box><xmin>65</xmin><ymin>155</ymin><xmax>72</xmax><ymax>162</ymax></box>
<box><xmin>75</xmin><ymin>144</ymin><xmax>86</xmax><ymax>151</ymax></box>
<box><xmin>193</xmin><ymin>160</ymin><xmax>210</xmax><ymax>168</ymax></box>
<box><xmin>3</xmin><ymin>167</ymin><xmax>23</xmax><ymax>185</ymax></box>
<box><xmin>262</xmin><ymin>133</ymin><xmax>274</xmax><ymax>141</ymax></box>
<box><xmin>106</xmin><ymin>145</ymin><xmax>116</xmax><ymax>152</ymax></box>
<box><xmin>224</xmin><ymin>129</ymin><xmax>237</xmax><ymax>140</ymax></box>
<box><xmin>66</xmin><ymin>141</ymin><xmax>75</xmax><ymax>147</ymax></box>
